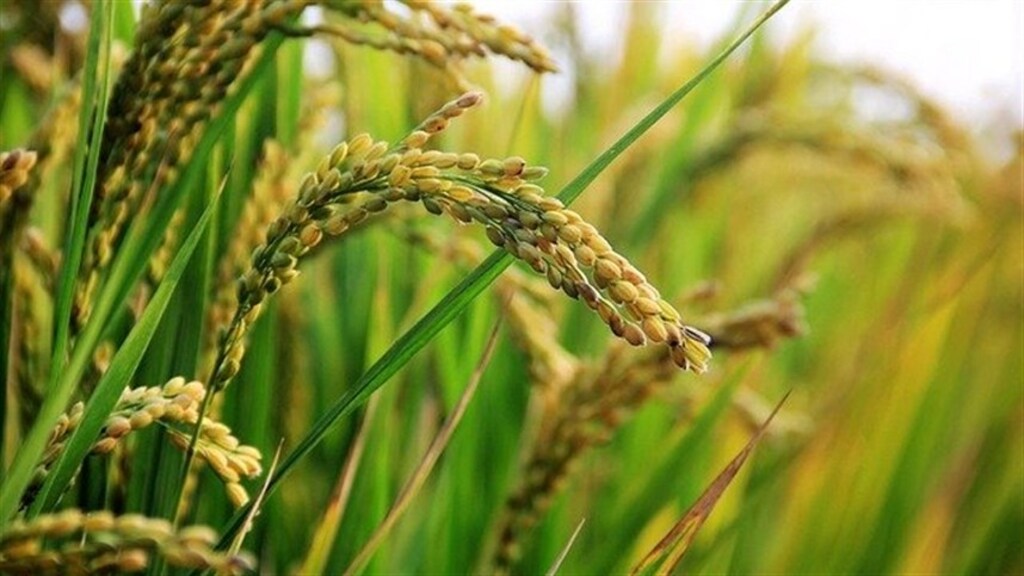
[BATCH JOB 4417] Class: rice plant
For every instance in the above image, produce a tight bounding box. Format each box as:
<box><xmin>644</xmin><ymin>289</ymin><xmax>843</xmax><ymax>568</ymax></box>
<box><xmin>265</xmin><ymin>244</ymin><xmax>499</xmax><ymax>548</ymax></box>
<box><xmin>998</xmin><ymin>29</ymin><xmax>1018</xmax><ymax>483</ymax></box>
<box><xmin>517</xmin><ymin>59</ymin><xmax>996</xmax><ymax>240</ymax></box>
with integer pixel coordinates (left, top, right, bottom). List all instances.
<box><xmin>1</xmin><ymin>1</ymin><xmax>1020</xmax><ymax>574</ymax></box>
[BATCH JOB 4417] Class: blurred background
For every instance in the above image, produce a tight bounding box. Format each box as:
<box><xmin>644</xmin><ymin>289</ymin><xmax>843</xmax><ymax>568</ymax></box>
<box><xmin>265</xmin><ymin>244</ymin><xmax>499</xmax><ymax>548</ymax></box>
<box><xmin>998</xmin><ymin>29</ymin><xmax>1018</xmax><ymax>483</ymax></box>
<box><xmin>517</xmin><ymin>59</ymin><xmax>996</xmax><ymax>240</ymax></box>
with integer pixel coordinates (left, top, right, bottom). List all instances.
<box><xmin>477</xmin><ymin>1</ymin><xmax>1023</xmax><ymax>158</ymax></box>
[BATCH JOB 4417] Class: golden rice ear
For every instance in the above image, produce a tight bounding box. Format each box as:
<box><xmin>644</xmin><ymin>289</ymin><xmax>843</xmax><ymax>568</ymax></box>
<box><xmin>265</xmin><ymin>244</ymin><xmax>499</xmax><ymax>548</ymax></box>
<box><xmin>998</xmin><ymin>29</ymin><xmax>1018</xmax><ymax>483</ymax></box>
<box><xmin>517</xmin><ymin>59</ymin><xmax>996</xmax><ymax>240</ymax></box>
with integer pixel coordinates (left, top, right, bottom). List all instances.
<box><xmin>312</xmin><ymin>1</ymin><xmax>557</xmax><ymax>73</ymax></box>
<box><xmin>214</xmin><ymin>120</ymin><xmax>710</xmax><ymax>390</ymax></box>
<box><xmin>209</xmin><ymin>88</ymin><xmax>709</xmax><ymax>392</ymax></box>
<box><xmin>402</xmin><ymin>91</ymin><xmax>486</xmax><ymax>149</ymax></box>
<box><xmin>400</xmin><ymin>1</ymin><xmax>559</xmax><ymax>73</ymax></box>
<box><xmin>0</xmin><ymin>509</ymin><xmax>254</xmax><ymax>575</ymax></box>
<box><xmin>24</xmin><ymin>378</ymin><xmax>262</xmax><ymax>512</ymax></box>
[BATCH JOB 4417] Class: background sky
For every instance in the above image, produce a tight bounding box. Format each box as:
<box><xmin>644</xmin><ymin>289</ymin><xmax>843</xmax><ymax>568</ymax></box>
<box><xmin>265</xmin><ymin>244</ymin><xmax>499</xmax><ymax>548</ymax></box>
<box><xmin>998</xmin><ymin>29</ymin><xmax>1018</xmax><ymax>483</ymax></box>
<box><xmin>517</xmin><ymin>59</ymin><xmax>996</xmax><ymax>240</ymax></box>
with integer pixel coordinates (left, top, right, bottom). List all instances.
<box><xmin>471</xmin><ymin>1</ymin><xmax>1023</xmax><ymax>149</ymax></box>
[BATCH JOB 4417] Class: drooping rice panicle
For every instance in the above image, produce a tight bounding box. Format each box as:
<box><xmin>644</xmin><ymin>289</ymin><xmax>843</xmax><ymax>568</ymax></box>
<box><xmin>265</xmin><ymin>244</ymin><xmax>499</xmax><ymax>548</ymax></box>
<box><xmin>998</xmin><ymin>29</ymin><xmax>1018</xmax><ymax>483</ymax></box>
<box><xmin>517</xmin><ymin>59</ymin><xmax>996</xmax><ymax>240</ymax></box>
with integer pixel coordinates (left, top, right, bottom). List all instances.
<box><xmin>312</xmin><ymin>0</ymin><xmax>557</xmax><ymax>74</ymax></box>
<box><xmin>210</xmin><ymin>92</ymin><xmax>710</xmax><ymax>390</ymax></box>
<box><xmin>24</xmin><ymin>378</ymin><xmax>262</xmax><ymax>510</ymax></box>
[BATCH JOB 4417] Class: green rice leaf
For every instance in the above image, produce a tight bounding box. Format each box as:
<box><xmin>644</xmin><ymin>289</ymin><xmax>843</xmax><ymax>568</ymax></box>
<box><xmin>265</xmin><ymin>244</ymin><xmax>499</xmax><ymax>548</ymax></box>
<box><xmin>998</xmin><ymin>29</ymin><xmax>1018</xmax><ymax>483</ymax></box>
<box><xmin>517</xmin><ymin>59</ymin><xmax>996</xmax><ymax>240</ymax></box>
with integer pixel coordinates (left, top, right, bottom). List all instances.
<box><xmin>630</xmin><ymin>391</ymin><xmax>791</xmax><ymax>576</ymax></box>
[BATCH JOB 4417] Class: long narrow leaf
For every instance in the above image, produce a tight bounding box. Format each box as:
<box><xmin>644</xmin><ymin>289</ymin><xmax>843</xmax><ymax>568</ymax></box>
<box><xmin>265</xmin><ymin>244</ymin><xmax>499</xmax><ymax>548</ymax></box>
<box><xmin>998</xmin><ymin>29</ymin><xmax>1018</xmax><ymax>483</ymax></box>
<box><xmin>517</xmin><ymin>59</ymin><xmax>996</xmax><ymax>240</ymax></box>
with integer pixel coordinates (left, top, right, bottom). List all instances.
<box><xmin>546</xmin><ymin>518</ymin><xmax>587</xmax><ymax>576</ymax></box>
<box><xmin>299</xmin><ymin>398</ymin><xmax>379</xmax><ymax>576</ymax></box>
<box><xmin>208</xmin><ymin>0</ymin><xmax>791</xmax><ymax>551</ymax></box>
<box><xmin>342</xmin><ymin>319</ymin><xmax>503</xmax><ymax>576</ymax></box>
<box><xmin>630</xmin><ymin>391</ymin><xmax>792</xmax><ymax>576</ymax></box>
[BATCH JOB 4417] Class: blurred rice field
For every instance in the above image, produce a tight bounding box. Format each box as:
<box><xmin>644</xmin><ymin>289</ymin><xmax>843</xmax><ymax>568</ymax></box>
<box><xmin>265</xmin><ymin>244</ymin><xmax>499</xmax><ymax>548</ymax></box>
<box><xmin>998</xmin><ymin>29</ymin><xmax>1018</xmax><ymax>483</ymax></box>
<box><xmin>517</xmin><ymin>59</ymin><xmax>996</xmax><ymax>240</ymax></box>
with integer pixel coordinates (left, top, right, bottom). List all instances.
<box><xmin>1</xmin><ymin>1</ymin><xmax>1021</xmax><ymax>574</ymax></box>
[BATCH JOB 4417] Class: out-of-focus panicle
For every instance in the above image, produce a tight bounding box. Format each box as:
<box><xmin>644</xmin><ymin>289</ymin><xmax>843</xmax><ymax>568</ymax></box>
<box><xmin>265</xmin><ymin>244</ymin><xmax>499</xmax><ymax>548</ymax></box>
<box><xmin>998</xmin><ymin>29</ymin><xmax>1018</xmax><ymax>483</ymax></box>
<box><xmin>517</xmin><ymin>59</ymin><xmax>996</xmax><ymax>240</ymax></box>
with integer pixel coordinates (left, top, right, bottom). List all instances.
<box><xmin>491</xmin><ymin>344</ymin><xmax>678</xmax><ymax>573</ymax></box>
<box><xmin>490</xmin><ymin>289</ymin><xmax>807</xmax><ymax>572</ymax></box>
<box><xmin>17</xmin><ymin>83</ymin><xmax>82</xmax><ymax>238</ymax></box>
<box><xmin>205</xmin><ymin>141</ymin><xmax>294</xmax><ymax>363</ymax></box>
<box><xmin>12</xmin><ymin>259</ymin><xmax>46</xmax><ymax>436</ymax></box>
<box><xmin>0</xmin><ymin>150</ymin><xmax>38</xmax><ymax>228</ymax></box>
<box><xmin>850</xmin><ymin>66</ymin><xmax>974</xmax><ymax>166</ymax></box>
<box><xmin>701</xmin><ymin>292</ymin><xmax>806</xmax><ymax>351</ymax></box>
<box><xmin>0</xmin><ymin>0</ymin><xmax>88</xmax><ymax>92</ymax></box>
<box><xmin>19</xmin><ymin>228</ymin><xmax>59</xmax><ymax>289</ymax></box>
<box><xmin>1</xmin><ymin>151</ymin><xmax>42</xmax><ymax>430</ymax></box>
<box><xmin>7</xmin><ymin>45</ymin><xmax>55</xmax><ymax>94</ymax></box>
<box><xmin>769</xmin><ymin>202</ymin><xmax>953</xmax><ymax>293</ymax></box>
<box><xmin>2</xmin><ymin>151</ymin><xmax>49</xmax><ymax>420</ymax></box>
<box><xmin>24</xmin><ymin>378</ymin><xmax>262</xmax><ymax>511</ymax></box>
<box><xmin>989</xmin><ymin>131</ymin><xmax>1024</xmax><ymax>207</ymax></box>
<box><xmin>313</xmin><ymin>0</ymin><xmax>557</xmax><ymax>74</ymax></box>
<box><xmin>0</xmin><ymin>509</ymin><xmax>254</xmax><ymax>575</ymax></box>
<box><xmin>209</xmin><ymin>92</ymin><xmax>709</xmax><ymax>391</ymax></box>
<box><xmin>147</xmin><ymin>208</ymin><xmax>187</xmax><ymax>284</ymax></box>
<box><xmin>1</xmin><ymin>148</ymin><xmax>40</xmax><ymax>266</ymax></box>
